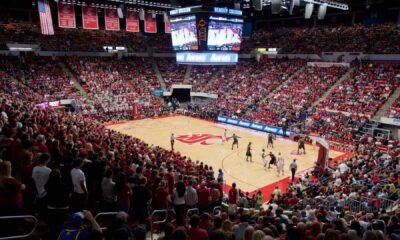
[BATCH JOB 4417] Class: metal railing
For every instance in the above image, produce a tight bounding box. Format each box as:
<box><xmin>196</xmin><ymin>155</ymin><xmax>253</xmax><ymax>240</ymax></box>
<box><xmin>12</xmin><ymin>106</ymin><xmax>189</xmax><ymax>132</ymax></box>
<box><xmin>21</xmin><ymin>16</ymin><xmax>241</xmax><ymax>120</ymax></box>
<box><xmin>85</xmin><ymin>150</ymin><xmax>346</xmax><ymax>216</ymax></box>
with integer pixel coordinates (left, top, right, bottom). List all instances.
<box><xmin>94</xmin><ymin>212</ymin><xmax>119</xmax><ymax>231</ymax></box>
<box><xmin>150</xmin><ymin>209</ymin><xmax>168</xmax><ymax>240</ymax></box>
<box><xmin>0</xmin><ymin>215</ymin><xmax>38</xmax><ymax>240</ymax></box>
<box><xmin>186</xmin><ymin>208</ymin><xmax>199</xmax><ymax>217</ymax></box>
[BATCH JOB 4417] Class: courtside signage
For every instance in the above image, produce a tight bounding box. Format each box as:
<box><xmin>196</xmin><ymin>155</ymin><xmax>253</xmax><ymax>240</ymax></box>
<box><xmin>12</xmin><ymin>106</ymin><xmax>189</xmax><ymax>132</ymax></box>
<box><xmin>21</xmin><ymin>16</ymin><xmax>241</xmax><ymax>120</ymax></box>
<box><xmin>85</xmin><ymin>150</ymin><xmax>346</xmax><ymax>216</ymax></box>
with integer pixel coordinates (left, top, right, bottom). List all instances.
<box><xmin>217</xmin><ymin>116</ymin><xmax>294</xmax><ymax>137</ymax></box>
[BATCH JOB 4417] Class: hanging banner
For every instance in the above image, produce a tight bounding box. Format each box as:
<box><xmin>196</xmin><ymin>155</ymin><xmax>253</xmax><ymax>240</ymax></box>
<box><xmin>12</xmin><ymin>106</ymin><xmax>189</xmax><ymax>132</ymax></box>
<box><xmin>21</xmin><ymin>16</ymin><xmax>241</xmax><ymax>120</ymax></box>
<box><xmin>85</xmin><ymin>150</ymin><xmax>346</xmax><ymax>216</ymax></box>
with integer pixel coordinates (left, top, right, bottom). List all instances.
<box><xmin>165</xmin><ymin>19</ymin><xmax>171</xmax><ymax>33</ymax></box>
<box><xmin>58</xmin><ymin>3</ymin><xmax>75</xmax><ymax>28</ymax></box>
<box><xmin>82</xmin><ymin>6</ymin><xmax>99</xmax><ymax>29</ymax></box>
<box><xmin>105</xmin><ymin>8</ymin><xmax>120</xmax><ymax>31</ymax></box>
<box><xmin>144</xmin><ymin>12</ymin><xmax>157</xmax><ymax>33</ymax></box>
<box><xmin>126</xmin><ymin>10</ymin><xmax>139</xmax><ymax>32</ymax></box>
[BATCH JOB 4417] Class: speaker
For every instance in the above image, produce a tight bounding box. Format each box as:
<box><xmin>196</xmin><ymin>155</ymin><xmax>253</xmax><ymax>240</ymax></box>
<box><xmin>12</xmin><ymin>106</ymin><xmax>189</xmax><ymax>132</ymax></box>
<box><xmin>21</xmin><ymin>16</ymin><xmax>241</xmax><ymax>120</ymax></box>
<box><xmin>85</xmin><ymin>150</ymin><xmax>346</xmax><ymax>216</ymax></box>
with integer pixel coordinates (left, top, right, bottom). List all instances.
<box><xmin>318</xmin><ymin>4</ymin><xmax>327</xmax><ymax>20</ymax></box>
<box><xmin>163</xmin><ymin>12</ymin><xmax>168</xmax><ymax>22</ymax></box>
<box><xmin>271</xmin><ymin>0</ymin><xmax>282</xmax><ymax>14</ymax></box>
<box><xmin>253</xmin><ymin>0</ymin><xmax>262</xmax><ymax>11</ymax></box>
<box><xmin>304</xmin><ymin>3</ymin><xmax>314</xmax><ymax>19</ymax></box>
<box><xmin>289</xmin><ymin>0</ymin><xmax>300</xmax><ymax>15</ymax></box>
<box><xmin>117</xmin><ymin>7</ymin><xmax>124</xmax><ymax>19</ymax></box>
<box><xmin>139</xmin><ymin>9</ymin><xmax>144</xmax><ymax>20</ymax></box>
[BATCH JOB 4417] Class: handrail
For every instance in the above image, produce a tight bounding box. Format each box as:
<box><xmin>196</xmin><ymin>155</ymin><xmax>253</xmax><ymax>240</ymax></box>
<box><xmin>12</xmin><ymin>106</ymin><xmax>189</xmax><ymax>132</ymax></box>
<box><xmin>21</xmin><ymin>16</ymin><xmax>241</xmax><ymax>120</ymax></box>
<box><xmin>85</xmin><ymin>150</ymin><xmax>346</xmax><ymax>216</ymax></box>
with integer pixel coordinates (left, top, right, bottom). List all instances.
<box><xmin>94</xmin><ymin>212</ymin><xmax>119</xmax><ymax>231</ymax></box>
<box><xmin>0</xmin><ymin>215</ymin><xmax>38</xmax><ymax>240</ymax></box>
<box><xmin>186</xmin><ymin>208</ymin><xmax>199</xmax><ymax>217</ymax></box>
<box><xmin>213</xmin><ymin>206</ymin><xmax>221</xmax><ymax>216</ymax></box>
<box><xmin>150</xmin><ymin>209</ymin><xmax>168</xmax><ymax>240</ymax></box>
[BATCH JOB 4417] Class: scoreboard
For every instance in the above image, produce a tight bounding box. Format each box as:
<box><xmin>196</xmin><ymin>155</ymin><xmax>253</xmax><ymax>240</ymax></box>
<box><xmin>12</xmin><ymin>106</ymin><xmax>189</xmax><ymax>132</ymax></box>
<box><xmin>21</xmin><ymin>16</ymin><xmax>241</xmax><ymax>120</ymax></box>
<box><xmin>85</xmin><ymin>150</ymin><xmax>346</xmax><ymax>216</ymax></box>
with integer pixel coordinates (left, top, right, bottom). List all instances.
<box><xmin>170</xmin><ymin>6</ymin><xmax>243</xmax><ymax>64</ymax></box>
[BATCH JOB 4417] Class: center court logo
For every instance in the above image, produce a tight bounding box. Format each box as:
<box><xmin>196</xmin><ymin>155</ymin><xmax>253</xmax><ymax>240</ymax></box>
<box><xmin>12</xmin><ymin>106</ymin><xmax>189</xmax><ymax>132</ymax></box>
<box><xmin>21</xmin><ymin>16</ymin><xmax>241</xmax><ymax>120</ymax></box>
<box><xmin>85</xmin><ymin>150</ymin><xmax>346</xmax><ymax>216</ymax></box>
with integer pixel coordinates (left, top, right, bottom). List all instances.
<box><xmin>175</xmin><ymin>134</ymin><xmax>224</xmax><ymax>145</ymax></box>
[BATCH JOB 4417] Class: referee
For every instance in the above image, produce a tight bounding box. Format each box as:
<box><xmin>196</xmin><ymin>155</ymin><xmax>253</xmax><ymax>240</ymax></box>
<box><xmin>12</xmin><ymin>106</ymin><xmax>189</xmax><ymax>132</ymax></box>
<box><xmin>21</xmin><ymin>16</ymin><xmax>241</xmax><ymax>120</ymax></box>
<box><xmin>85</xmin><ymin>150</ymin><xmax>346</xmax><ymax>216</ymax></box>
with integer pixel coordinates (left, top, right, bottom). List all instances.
<box><xmin>289</xmin><ymin>159</ymin><xmax>298</xmax><ymax>182</ymax></box>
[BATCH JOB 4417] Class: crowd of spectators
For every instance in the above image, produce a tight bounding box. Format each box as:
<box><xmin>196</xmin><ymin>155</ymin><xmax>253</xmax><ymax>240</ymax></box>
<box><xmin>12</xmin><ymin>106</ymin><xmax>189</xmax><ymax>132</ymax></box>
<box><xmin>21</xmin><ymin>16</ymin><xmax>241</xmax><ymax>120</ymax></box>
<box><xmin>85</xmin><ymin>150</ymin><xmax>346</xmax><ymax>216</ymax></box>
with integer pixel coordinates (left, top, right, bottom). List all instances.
<box><xmin>241</xmin><ymin>23</ymin><xmax>399</xmax><ymax>54</ymax></box>
<box><xmin>1</xmin><ymin>87</ymin><xmax>399</xmax><ymax>240</ymax></box>
<box><xmin>0</xmin><ymin>55</ymin><xmax>80</xmax><ymax>100</ymax></box>
<box><xmin>317</xmin><ymin>62</ymin><xmax>400</xmax><ymax>117</ymax></box>
<box><xmin>1</xmin><ymin>18</ymin><xmax>398</xmax><ymax>55</ymax></box>
<box><xmin>155</xmin><ymin>57</ymin><xmax>187</xmax><ymax>90</ymax></box>
<box><xmin>387</xmin><ymin>96</ymin><xmax>400</xmax><ymax>119</ymax></box>
<box><xmin>189</xmin><ymin>66</ymin><xmax>223</xmax><ymax>92</ymax></box>
<box><xmin>0</xmin><ymin>20</ymin><xmax>146</xmax><ymax>52</ymax></box>
<box><xmin>65</xmin><ymin>56</ymin><xmax>164</xmax><ymax>121</ymax></box>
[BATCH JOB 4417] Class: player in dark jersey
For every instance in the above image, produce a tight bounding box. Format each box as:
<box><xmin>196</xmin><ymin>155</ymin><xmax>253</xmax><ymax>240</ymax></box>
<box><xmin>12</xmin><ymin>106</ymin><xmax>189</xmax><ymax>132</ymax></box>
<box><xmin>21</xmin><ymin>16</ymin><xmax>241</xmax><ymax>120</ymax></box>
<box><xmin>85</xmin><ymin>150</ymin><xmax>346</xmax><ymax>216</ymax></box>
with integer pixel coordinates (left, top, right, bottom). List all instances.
<box><xmin>231</xmin><ymin>133</ymin><xmax>239</xmax><ymax>150</ymax></box>
<box><xmin>246</xmin><ymin>142</ymin><xmax>252</xmax><ymax>162</ymax></box>
<box><xmin>268</xmin><ymin>152</ymin><xmax>277</xmax><ymax>169</ymax></box>
<box><xmin>298</xmin><ymin>137</ymin><xmax>306</xmax><ymax>154</ymax></box>
<box><xmin>267</xmin><ymin>133</ymin><xmax>274</xmax><ymax>149</ymax></box>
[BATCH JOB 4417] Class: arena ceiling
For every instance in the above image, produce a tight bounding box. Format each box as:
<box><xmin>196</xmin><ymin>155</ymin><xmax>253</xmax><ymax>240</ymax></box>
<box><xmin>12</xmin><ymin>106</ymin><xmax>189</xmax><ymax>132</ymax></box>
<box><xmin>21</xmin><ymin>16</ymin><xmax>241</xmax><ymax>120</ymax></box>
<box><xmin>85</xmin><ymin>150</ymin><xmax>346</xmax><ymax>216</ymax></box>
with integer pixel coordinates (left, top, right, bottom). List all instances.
<box><xmin>1</xmin><ymin>0</ymin><xmax>399</xmax><ymax>20</ymax></box>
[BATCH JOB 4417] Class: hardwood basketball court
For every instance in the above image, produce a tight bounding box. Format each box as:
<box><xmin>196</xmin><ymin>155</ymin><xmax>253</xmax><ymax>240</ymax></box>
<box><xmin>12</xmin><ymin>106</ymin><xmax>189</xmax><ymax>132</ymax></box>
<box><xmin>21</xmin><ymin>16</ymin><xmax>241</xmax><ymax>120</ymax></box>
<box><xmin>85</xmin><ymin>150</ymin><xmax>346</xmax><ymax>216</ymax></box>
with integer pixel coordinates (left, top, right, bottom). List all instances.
<box><xmin>107</xmin><ymin>115</ymin><xmax>346</xmax><ymax>196</ymax></box>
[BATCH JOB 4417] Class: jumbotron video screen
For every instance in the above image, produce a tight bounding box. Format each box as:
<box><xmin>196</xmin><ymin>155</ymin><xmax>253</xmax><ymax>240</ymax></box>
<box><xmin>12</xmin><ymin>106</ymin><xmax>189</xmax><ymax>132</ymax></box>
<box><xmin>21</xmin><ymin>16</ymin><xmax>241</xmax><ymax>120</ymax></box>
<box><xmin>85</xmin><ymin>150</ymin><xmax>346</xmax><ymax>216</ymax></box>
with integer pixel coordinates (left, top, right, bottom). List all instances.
<box><xmin>207</xmin><ymin>16</ymin><xmax>243</xmax><ymax>51</ymax></box>
<box><xmin>170</xmin><ymin>15</ymin><xmax>198</xmax><ymax>51</ymax></box>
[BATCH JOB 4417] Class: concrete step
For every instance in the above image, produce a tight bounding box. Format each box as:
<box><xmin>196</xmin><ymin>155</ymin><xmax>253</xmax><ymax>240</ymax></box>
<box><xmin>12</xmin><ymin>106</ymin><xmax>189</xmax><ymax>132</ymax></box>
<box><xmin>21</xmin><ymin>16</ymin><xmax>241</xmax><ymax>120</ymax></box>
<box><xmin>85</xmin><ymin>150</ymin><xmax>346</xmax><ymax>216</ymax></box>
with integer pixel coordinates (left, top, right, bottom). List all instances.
<box><xmin>372</xmin><ymin>85</ymin><xmax>400</xmax><ymax>121</ymax></box>
<box><xmin>151</xmin><ymin>58</ymin><xmax>167</xmax><ymax>91</ymax></box>
<box><xmin>58</xmin><ymin>61</ymin><xmax>88</xmax><ymax>97</ymax></box>
<box><xmin>310</xmin><ymin>67</ymin><xmax>353</xmax><ymax>108</ymax></box>
<box><xmin>183</xmin><ymin>65</ymin><xmax>193</xmax><ymax>84</ymax></box>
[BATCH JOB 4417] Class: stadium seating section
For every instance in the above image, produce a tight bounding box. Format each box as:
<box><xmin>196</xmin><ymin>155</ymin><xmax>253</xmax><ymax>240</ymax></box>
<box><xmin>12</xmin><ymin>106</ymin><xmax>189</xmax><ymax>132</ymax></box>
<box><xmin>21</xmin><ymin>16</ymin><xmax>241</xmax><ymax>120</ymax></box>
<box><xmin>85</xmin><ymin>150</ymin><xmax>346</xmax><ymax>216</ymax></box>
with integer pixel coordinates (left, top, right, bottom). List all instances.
<box><xmin>0</xmin><ymin>19</ymin><xmax>399</xmax><ymax>240</ymax></box>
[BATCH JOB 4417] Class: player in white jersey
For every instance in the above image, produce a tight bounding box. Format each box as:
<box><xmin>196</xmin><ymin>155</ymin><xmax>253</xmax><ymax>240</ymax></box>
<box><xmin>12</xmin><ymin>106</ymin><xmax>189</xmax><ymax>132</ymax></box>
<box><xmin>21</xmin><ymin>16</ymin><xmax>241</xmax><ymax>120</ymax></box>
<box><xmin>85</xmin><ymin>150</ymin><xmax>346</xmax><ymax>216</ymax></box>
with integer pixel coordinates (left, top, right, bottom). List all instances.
<box><xmin>277</xmin><ymin>152</ymin><xmax>285</xmax><ymax>176</ymax></box>
<box><xmin>261</xmin><ymin>149</ymin><xmax>267</xmax><ymax>169</ymax></box>
<box><xmin>222</xmin><ymin>129</ymin><xmax>228</xmax><ymax>144</ymax></box>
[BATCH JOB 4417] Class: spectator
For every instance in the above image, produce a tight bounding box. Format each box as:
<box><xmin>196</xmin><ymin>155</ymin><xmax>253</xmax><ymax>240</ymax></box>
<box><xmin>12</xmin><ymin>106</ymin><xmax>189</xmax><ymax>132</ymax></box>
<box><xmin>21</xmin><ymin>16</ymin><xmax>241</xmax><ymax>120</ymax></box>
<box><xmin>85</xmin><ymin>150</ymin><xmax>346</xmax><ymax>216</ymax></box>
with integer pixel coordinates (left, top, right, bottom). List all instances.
<box><xmin>114</xmin><ymin>173</ymin><xmax>132</xmax><ymax>213</ymax></box>
<box><xmin>101</xmin><ymin>169</ymin><xmax>116</xmax><ymax>212</ymax></box>
<box><xmin>173</xmin><ymin>181</ymin><xmax>186</xmax><ymax>223</ymax></box>
<box><xmin>0</xmin><ymin>161</ymin><xmax>25</xmax><ymax>215</ymax></box>
<box><xmin>106</xmin><ymin>211</ymin><xmax>133</xmax><ymax>240</ymax></box>
<box><xmin>70</xmin><ymin>158</ymin><xmax>88</xmax><ymax>212</ymax></box>
<box><xmin>32</xmin><ymin>153</ymin><xmax>51</xmax><ymax>215</ymax></box>
<box><xmin>45</xmin><ymin>169</ymin><xmax>70</xmax><ymax>239</ymax></box>
<box><xmin>233</xmin><ymin>214</ymin><xmax>250</xmax><ymax>240</ymax></box>
<box><xmin>188</xmin><ymin>214</ymin><xmax>208</xmax><ymax>240</ymax></box>
<box><xmin>221</xmin><ymin>220</ymin><xmax>234</xmax><ymax>240</ymax></box>
<box><xmin>131</xmin><ymin>176</ymin><xmax>152</xmax><ymax>224</ymax></box>
<box><xmin>185</xmin><ymin>180</ymin><xmax>198</xmax><ymax>209</ymax></box>
<box><xmin>58</xmin><ymin>210</ymin><xmax>102</xmax><ymax>240</ymax></box>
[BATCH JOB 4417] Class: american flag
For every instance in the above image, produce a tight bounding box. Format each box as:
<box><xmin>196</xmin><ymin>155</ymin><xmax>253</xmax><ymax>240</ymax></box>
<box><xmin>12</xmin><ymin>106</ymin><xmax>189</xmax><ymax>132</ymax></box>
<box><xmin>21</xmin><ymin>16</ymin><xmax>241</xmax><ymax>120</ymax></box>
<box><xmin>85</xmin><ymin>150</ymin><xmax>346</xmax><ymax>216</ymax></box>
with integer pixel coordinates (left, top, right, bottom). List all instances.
<box><xmin>38</xmin><ymin>0</ymin><xmax>54</xmax><ymax>35</ymax></box>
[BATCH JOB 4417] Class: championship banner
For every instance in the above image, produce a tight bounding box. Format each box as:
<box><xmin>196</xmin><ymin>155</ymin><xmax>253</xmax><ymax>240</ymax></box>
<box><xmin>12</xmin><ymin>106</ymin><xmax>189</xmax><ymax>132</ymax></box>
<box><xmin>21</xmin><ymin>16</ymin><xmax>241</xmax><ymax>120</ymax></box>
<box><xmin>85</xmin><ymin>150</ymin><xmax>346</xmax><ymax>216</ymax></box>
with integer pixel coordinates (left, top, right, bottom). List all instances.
<box><xmin>105</xmin><ymin>8</ymin><xmax>120</xmax><ymax>31</ymax></box>
<box><xmin>144</xmin><ymin>12</ymin><xmax>157</xmax><ymax>33</ymax></box>
<box><xmin>126</xmin><ymin>10</ymin><xmax>139</xmax><ymax>32</ymax></box>
<box><xmin>82</xmin><ymin>6</ymin><xmax>99</xmax><ymax>30</ymax></box>
<box><xmin>58</xmin><ymin>3</ymin><xmax>75</xmax><ymax>28</ymax></box>
<box><xmin>165</xmin><ymin>19</ymin><xmax>171</xmax><ymax>33</ymax></box>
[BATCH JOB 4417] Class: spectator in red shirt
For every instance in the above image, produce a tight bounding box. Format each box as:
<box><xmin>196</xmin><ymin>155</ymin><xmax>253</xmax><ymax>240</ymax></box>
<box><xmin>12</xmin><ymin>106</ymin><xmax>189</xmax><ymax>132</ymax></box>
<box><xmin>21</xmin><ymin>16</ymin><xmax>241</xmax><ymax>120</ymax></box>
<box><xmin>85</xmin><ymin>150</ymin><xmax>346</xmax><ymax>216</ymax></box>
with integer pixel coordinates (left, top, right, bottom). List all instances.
<box><xmin>154</xmin><ymin>180</ymin><xmax>170</xmax><ymax>210</ymax></box>
<box><xmin>188</xmin><ymin>214</ymin><xmax>208</xmax><ymax>240</ymax></box>
<box><xmin>0</xmin><ymin>161</ymin><xmax>25</xmax><ymax>216</ymax></box>
<box><xmin>165</xmin><ymin>167</ymin><xmax>175</xmax><ymax>194</ymax></box>
<box><xmin>115</xmin><ymin>173</ymin><xmax>132</xmax><ymax>213</ymax></box>
<box><xmin>228</xmin><ymin>182</ymin><xmax>239</xmax><ymax>207</ymax></box>
<box><xmin>197</xmin><ymin>183</ymin><xmax>211</xmax><ymax>213</ymax></box>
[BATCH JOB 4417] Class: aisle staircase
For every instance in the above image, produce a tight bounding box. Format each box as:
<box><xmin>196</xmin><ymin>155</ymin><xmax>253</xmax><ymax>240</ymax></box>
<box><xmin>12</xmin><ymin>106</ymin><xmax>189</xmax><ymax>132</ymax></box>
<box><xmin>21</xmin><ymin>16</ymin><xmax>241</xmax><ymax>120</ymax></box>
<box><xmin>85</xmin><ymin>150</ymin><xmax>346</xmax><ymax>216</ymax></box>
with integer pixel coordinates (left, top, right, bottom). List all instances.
<box><xmin>372</xmin><ymin>85</ymin><xmax>400</xmax><ymax>121</ymax></box>
<box><xmin>183</xmin><ymin>65</ymin><xmax>192</xmax><ymax>84</ymax></box>
<box><xmin>265</xmin><ymin>65</ymin><xmax>306</xmax><ymax>100</ymax></box>
<box><xmin>310</xmin><ymin>67</ymin><xmax>353</xmax><ymax>108</ymax></box>
<box><xmin>150</xmin><ymin>58</ymin><xmax>167</xmax><ymax>91</ymax></box>
<box><xmin>58</xmin><ymin>62</ymin><xmax>88</xmax><ymax>97</ymax></box>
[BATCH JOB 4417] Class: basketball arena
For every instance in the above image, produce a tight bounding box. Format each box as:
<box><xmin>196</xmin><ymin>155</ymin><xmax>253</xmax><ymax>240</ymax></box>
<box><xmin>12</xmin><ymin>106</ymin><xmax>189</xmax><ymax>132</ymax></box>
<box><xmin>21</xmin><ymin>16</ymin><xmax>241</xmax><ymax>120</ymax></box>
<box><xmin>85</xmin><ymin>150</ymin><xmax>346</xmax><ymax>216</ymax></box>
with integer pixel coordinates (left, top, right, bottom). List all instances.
<box><xmin>0</xmin><ymin>0</ymin><xmax>399</xmax><ymax>240</ymax></box>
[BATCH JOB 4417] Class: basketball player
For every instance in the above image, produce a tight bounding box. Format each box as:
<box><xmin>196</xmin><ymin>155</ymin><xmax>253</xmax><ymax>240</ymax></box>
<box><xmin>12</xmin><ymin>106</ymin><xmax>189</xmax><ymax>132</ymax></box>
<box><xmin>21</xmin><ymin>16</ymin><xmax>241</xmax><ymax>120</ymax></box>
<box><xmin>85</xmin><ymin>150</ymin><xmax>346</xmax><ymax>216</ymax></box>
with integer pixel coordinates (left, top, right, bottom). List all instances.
<box><xmin>261</xmin><ymin>149</ymin><xmax>267</xmax><ymax>169</ymax></box>
<box><xmin>222</xmin><ymin>129</ymin><xmax>228</xmax><ymax>144</ymax></box>
<box><xmin>268</xmin><ymin>152</ymin><xmax>276</xmax><ymax>169</ymax></box>
<box><xmin>170</xmin><ymin>133</ymin><xmax>175</xmax><ymax>151</ymax></box>
<box><xmin>298</xmin><ymin>137</ymin><xmax>306</xmax><ymax>154</ymax></box>
<box><xmin>277</xmin><ymin>153</ymin><xmax>285</xmax><ymax>176</ymax></box>
<box><xmin>231</xmin><ymin>133</ymin><xmax>239</xmax><ymax>150</ymax></box>
<box><xmin>267</xmin><ymin>133</ymin><xmax>274</xmax><ymax>149</ymax></box>
<box><xmin>246</xmin><ymin>142</ymin><xmax>252</xmax><ymax>162</ymax></box>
